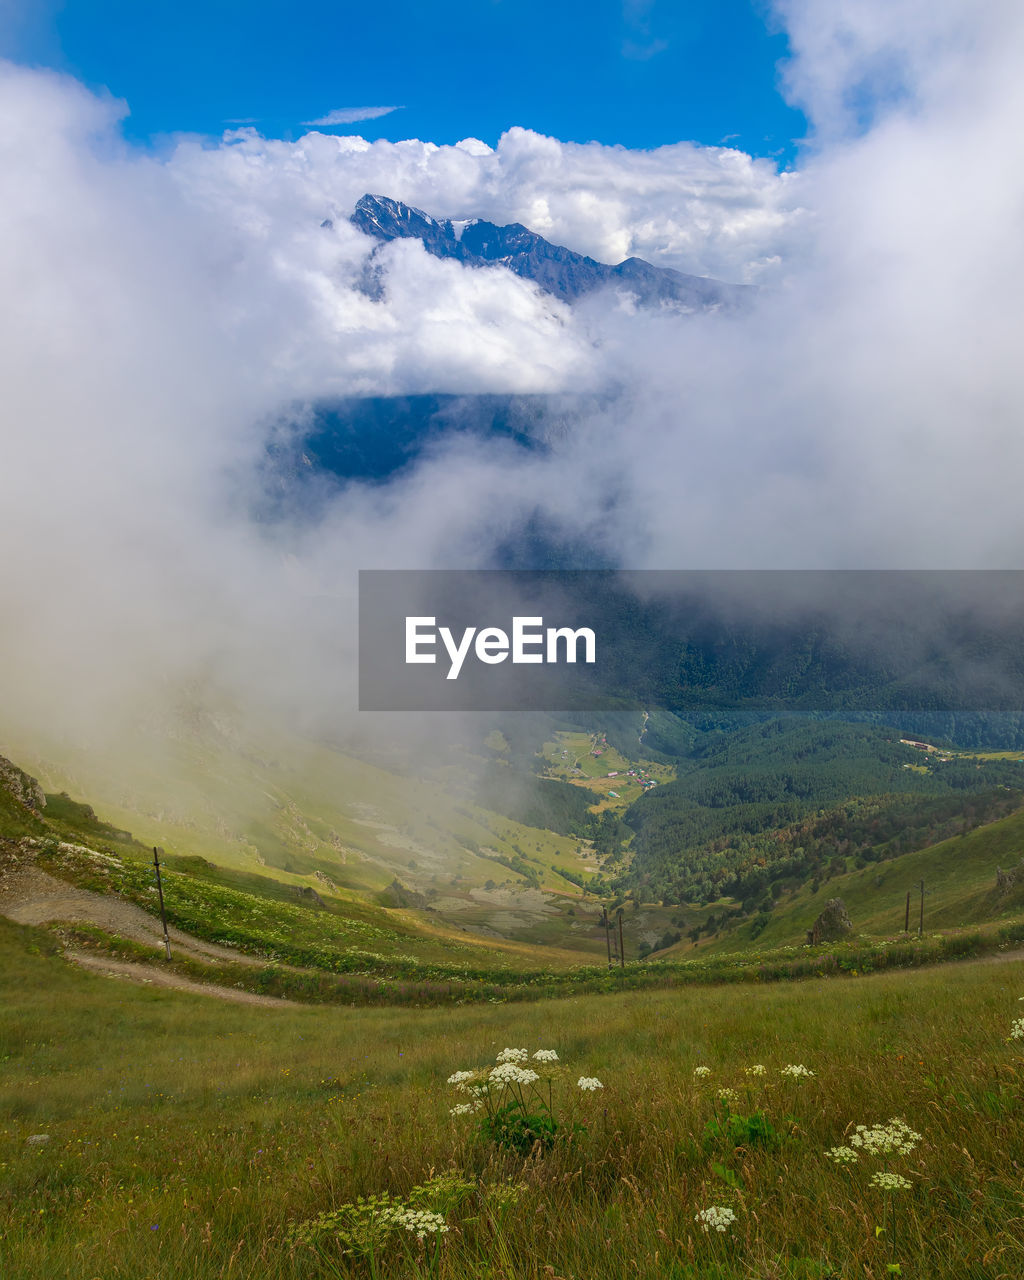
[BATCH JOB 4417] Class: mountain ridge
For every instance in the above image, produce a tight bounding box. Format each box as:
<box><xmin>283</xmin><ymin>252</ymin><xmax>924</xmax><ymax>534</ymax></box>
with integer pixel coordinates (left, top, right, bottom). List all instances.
<box><xmin>349</xmin><ymin>192</ymin><xmax>749</xmax><ymax>311</ymax></box>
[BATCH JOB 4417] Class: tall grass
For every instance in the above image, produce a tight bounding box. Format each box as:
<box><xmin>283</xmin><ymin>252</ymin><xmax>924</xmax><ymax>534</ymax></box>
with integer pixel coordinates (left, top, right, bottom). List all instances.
<box><xmin>2</xmin><ymin>916</ymin><xmax>1023</xmax><ymax>1278</ymax></box>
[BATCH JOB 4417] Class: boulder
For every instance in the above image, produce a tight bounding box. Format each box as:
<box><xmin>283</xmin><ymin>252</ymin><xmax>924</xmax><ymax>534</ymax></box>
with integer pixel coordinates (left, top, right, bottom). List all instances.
<box><xmin>807</xmin><ymin>897</ymin><xmax>853</xmax><ymax>945</ymax></box>
<box><xmin>381</xmin><ymin>878</ymin><xmax>428</xmax><ymax>910</ymax></box>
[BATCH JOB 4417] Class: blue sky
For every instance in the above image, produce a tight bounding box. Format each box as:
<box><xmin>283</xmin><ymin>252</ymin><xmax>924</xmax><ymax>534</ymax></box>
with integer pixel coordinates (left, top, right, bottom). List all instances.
<box><xmin>7</xmin><ymin>0</ymin><xmax>806</xmax><ymax>160</ymax></box>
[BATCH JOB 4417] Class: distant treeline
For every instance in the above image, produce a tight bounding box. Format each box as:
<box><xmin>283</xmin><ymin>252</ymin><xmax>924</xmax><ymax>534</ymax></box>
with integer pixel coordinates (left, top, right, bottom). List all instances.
<box><xmin>473</xmin><ymin>766</ymin><xmax>596</xmax><ymax>837</ymax></box>
<box><xmin>618</xmin><ymin>719</ymin><xmax>1024</xmax><ymax>904</ymax></box>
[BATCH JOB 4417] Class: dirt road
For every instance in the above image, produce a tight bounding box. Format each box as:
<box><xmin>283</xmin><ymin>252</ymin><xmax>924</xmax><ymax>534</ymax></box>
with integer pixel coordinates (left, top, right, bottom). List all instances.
<box><xmin>0</xmin><ymin>862</ymin><xmax>298</xmax><ymax>1006</ymax></box>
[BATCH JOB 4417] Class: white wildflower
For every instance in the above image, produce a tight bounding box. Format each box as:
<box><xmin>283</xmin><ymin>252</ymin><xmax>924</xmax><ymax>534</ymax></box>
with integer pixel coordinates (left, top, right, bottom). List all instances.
<box><xmin>744</xmin><ymin>1064</ymin><xmax>766</xmax><ymax>1077</ymax></box>
<box><xmin>849</xmin><ymin>1119</ymin><xmax>921</xmax><ymax>1157</ymax></box>
<box><xmin>1009</xmin><ymin>1018</ymin><xmax>1024</xmax><ymax>1041</ymax></box>
<box><xmin>496</xmin><ymin>1047</ymin><xmax>529</xmax><ymax>1063</ymax></box>
<box><xmin>693</xmin><ymin>1066</ymin><xmax>712</xmax><ymax>1078</ymax></box>
<box><xmin>489</xmin><ymin>1063</ymin><xmax>540</xmax><ymax>1087</ymax></box>
<box><xmin>447</xmin><ymin>1070</ymin><xmax>475</xmax><ymax>1087</ymax></box>
<box><xmin>383</xmin><ymin>1207</ymin><xmax>449</xmax><ymax>1239</ymax></box>
<box><xmin>717</xmin><ymin>1088</ymin><xmax>739</xmax><ymax>1104</ymax></box>
<box><xmin>780</xmin><ymin>1064</ymin><xmax>815</xmax><ymax>1079</ymax></box>
<box><xmin>449</xmin><ymin>1101</ymin><xmax>482</xmax><ymax>1116</ymax></box>
<box><xmin>577</xmin><ymin>1076</ymin><xmax>604</xmax><ymax>1091</ymax></box>
<box><xmin>694</xmin><ymin>1204</ymin><xmax>737</xmax><ymax>1233</ymax></box>
<box><xmin>870</xmin><ymin>1172</ymin><xmax>912</xmax><ymax>1192</ymax></box>
<box><xmin>533</xmin><ymin>1049</ymin><xmax>560</xmax><ymax>1062</ymax></box>
<box><xmin>825</xmin><ymin>1145</ymin><xmax>859</xmax><ymax>1165</ymax></box>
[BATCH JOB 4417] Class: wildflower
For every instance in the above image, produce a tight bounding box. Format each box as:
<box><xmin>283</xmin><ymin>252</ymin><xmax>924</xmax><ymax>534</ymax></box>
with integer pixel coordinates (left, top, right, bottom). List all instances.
<box><xmin>780</xmin><ymin>1064</ymin><xmax>815</xmax><ymax>1079</ymax></box>
<box><xmin>849</xmin><ymin>1119</ymin><xmax>921</xmax><ymax>1157</ymax></box>
<box><xmin>826</xmin><ymin>1145</ymin><xmax>859</xmax><ymax>1165</ymax></box>
<box><xmin>383</xmin><ymin>1207</ymin><xmax>449</xmax><ymax>1240</ymax></box>
<box><xmin>447</xmin><ymin>1070</ymin><xmax>475</xmax><ymax>1087</ymax></box>
<box><xmin>449</xmin><ymin>1101</ymin><xmax>482</xmax><ymax>1116</ymax></box>
<box><xmin>489</xmin><ymin>1063</ymin><xmax>540</xmax><ymax>1087</ymax></box>
<box><xmin>693</xmin><ymin>1066</ymin><xmax>712</xmax><ymax>1078</ymax></box>
<box><xmin>744</xmin><ymin>1064</ymin><xmax>766</xmax><ymax>1076</ymax></box>
<box><xmin>716</xmin><ymin>1088</ymin><xmax>739</xmax><ymax>1104</ymax></box>
<box><xmin>577</xmin><ymin>1076</ymin><xmax>604</xmax><ymax>1091</ymax></box>
<box><xmin>485</xmin><ymin>1180</ymin><xmax>527</xmax><ymax>1210</ymax></box>
<box><xmin>694</xmin><ymin>1204</ymin><xmax>737</xmax><ymax>1233</ymax></box>
<box><xmin>533</xmin><ymin>1049</ymin><xmax>559</xmax><ymax>1062</ymax></box>
<box><xmin>495</xmin><ymin>1048</ymin><xmax>529</xmax><ymax>1063</ymax></box>
<box><xmin>1009</xmin><ymin>1018</ymin><xmax>1024</xmax><ymax>1041</ymax></box>
<box><xmin>870</xmin><ymin>1172</ymin><xmax>912</xmax><ymax>1192</ymax></box>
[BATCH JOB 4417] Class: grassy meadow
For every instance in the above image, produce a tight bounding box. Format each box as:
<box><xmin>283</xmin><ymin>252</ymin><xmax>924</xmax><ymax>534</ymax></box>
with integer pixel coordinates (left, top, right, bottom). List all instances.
<box><xmin>3</xmin><ymin>915</ymin><xmax>1024</xmax><ymax>1279</ymax></box>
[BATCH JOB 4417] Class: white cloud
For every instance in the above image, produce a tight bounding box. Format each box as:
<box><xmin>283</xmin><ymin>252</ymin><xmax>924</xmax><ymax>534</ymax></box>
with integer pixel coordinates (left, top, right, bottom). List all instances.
<box><xmin>3</xmin><ymin>0</ymin><xmax>1024</xmax><ymax>765</ymax></box>
<box><xmin>302</xmin><ymin>105</ymin><xmax>403</xmax><ymax>126</ymax></box>
<box><xmin>774</xmin><ymin>0</ymin><xmax>1016</xmax><ymax>142</ymax></box>
<box><xmin>175</xmin><ymin>123</ymin><xmax>797</xmax><ymax>286</ymax></box>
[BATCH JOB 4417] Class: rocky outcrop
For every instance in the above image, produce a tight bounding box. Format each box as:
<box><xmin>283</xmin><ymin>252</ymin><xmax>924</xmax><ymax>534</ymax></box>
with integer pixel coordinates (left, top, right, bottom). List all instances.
<box><xmin>995</xmin><ymin>860</ymin><xmax>1024</xmax><ymax>895</ymax></box>
<box><xmin>381</xmin><ymin>878</ymin><xmax>428</xmax><ymax>910</ymax></box>
<box><xmin>0</xmin><ymin>754</ymin><xmax>45</xmax><ymax>814</ymax></box>
<box><xmin>807</xmin><ymin>897</ymin><xmax>853</xmax><ymax>945</ymax></box>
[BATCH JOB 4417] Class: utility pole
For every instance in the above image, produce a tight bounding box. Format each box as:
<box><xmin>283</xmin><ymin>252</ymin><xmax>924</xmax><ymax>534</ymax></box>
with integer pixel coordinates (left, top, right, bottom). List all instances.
<box><xmin>918</xmin><ymin>879</ymin><xmax>925</xmax><ymax>938</ymax></box>
<box><xmin>602</xmin><ymin>907</ymin><xmax>612</xmax><ymax>968</ymax></box>
<box><xmin>153</xmin><ymin>847</ymin><xmax>172</xmax><ymax>960</ymax></box>
<box><xmin>617</xmin><ymin>908</ymin><xmax>625</xmax><ymax>970</ymax></box>
<box><xmin>904</xmin><ymin>890</ymin><xmax>910</xmax><ymax>933</ymax></box>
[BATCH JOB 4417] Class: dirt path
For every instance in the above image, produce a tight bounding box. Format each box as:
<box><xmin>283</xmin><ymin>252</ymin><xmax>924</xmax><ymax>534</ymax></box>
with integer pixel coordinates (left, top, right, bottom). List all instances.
<box><xmin>0</xmin><ymin>864</ymin><xmax>306</xmax><ymax>1006</ymax></box>
<box><xmin>64</xmin><ymin>950</ymin><xmax>299</xmax><ymax>1006</ymax></box>
<box><xmin>0</xmin><ymin>865</ymin><xmax>261</xmax><ymax>965</ymax></box>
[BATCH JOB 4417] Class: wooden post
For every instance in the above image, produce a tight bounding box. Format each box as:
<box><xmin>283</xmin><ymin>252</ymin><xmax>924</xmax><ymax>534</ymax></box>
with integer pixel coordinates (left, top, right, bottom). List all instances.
<box><xmin>904</xmin><ymin>890</ymin><xmax>910</xmax><ymax>933</ymax></box>
<box><xmin>918</xmin><ymin>879</ymin><xmax>925</xmax><ymax>938</ymax></box>
<box><xmin>603</xmin><ymin>907</ymin><xmax>612</xmax><ymax>968</ymax></box>
<box><xmin>153</xmin><ymin>847</ymin><xmax>172</xmax><ymax>960</ymax></box>
<box><xmin>617</xmin><ymin>908</ymin><xmax>625</xmax><ymax>970</ymax></box>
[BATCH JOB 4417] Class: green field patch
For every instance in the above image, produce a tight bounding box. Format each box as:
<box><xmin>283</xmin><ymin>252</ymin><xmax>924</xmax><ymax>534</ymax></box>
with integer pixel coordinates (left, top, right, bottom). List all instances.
<box><xmin>3</xmin><ymin>915</ymin><xmax>1024</xmax><ymax>1280</ymax></box>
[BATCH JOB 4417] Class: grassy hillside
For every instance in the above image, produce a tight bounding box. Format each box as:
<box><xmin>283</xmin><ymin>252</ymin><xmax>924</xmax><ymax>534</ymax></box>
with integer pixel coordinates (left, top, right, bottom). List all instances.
<box><xmin>0</xmin><ymin>742</ymin><xmax>619</xmax><ymax>976</ymax></box>
<box><xmin>0</xmin><ymin>784</ymin><xmax>46</xmax><ymax>840</ymax></box>
<box><xmin>687</xmin><ymin>802</ymin><xmax>1024</xmax><ymax>957</ymax></box>
<box><xmin>3</xmin><ymin>914</ymin><xmax>1023</xmax><ymax>1279</ymax></box>
<box><xmin>3</xmin><ymin>722</ymin><xmax>639</xmax><ymax>953</ymax></box>
<box><xmin>9</xmin><ymin>704</ymin><xmax>1024</xmax><ymax>980</ymax></box>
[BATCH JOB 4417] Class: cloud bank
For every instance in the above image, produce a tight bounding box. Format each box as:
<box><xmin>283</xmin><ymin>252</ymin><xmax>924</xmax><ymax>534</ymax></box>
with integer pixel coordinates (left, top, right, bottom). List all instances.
<box><xmin>1</xmin><ymin>0</ymin><xmax>1024</xmax><ymax>758</ymax></box>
